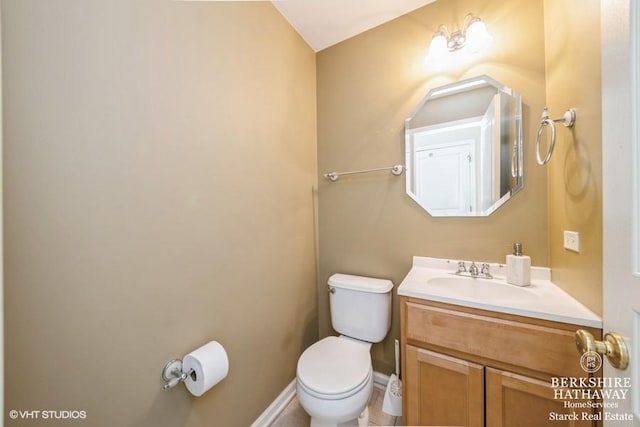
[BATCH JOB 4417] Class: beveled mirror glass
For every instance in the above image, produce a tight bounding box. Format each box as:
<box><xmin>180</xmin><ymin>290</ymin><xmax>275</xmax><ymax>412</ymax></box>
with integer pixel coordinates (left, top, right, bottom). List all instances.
<box><xmin>405</xmin><ymin>75</ymin><xmax>522</xmax><ymax>217</ymax></box>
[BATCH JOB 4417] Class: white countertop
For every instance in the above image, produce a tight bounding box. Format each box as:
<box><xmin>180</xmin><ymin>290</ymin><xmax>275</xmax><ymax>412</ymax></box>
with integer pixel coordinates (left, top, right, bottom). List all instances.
<box><xmin>397</xmin><ymin>256</ymin><xmax>602</xmax><ymax>328</ymax></box>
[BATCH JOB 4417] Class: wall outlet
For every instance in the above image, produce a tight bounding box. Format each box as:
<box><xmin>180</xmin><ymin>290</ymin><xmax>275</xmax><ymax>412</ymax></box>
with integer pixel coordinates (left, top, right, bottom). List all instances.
<box><xmin>564</xmin><ymin>230</ymin><xmax>580</xmax><ymax>252</ymax></box>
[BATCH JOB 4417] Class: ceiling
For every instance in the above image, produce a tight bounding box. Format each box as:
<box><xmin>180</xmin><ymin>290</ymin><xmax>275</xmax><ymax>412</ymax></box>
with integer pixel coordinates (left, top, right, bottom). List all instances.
<box><xmin>271</xmin><ymin>0</ymin><xmax>436</xmax><ymax>52</ymax></box>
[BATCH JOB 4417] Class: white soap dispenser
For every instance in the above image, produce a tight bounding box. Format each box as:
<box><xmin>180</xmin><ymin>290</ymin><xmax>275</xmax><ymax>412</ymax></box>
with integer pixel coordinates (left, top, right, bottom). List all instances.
<box><xmin>506</xmin><ymin>242</ymin><xmax>531</xmax><ymax>286</ymax></box>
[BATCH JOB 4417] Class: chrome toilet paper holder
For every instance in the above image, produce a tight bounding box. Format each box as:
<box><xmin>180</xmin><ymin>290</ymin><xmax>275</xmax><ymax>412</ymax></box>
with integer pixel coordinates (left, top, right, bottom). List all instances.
<box><xmin>161</xmin><ymin>341</ymin><xmax>229</xmax><ymax>395</ymax></box>
<box><xmin>161</xmin><ymin>358</ymin><xmax>196</xmax><ymax>390</ymax></box>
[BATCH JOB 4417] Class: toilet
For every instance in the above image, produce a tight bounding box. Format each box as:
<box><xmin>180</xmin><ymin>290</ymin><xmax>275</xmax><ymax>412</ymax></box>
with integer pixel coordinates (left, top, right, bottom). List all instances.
<box><xmin>296</xmin><ymin>273</ymin><xmax>393</xmax><ymax>427</ymax></box>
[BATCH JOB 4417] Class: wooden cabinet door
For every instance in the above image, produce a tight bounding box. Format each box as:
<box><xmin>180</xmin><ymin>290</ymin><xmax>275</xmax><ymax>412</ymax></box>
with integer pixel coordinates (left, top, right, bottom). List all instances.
<box><xmin>405</xmin><ymin>345</ymin><xmax>484</xmax><ymax>427</ymax></box>
<box><xmin>486</xmin><ymin>368</ymin><xmax>596</xmax><ymax>427</ymax></box>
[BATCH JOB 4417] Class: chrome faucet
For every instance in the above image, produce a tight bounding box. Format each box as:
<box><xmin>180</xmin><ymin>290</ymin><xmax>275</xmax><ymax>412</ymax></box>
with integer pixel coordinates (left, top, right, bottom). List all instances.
<box><xmin>469</xmin><ymin>262</ymin><xmax>479</xmax><ymax>277</ymax></box>
<box><xmin>453</xmin><ymin>260</ymin><xmax>494</xmax><ymax>279</ymax></box>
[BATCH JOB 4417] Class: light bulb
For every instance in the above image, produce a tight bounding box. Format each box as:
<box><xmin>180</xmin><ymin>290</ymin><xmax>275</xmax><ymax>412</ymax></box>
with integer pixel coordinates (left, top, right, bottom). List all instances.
<box><xmin>427</xmin><ymin>33</ymin><xmax>448</xmax><ymax>60</ymax></box>
<box><xmin>465</xmin><ymin>19</ymin><xmax>492</xmax><ymax>53</ymax></box>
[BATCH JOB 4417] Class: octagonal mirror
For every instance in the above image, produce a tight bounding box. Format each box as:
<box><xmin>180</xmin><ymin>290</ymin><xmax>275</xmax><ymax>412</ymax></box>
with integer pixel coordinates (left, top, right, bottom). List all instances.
<box><xmin>405</xmin><ymin>75</ymin><xmax>522</xmax><ymax>217</ymax></box>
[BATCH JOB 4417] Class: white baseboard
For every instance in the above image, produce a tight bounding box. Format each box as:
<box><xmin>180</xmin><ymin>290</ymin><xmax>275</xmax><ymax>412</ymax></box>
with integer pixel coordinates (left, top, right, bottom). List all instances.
<box><xmin>250</xmin><ymin>378</ymin><xmax>297</xmax><ymax>427</ymax></box>
<box><xmin>251</xmin><ymin>371</ymin><xmax>391</xmax><ymax>426</ymax></box>
<box><xmin>372</xmin><ymin>371</ymin><xmax>390</xmax><ymax>390</ymax></box>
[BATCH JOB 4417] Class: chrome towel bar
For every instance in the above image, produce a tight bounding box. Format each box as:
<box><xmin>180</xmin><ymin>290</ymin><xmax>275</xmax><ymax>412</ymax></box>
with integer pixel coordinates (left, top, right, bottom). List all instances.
<box><xmin>324</xmin><ymin>164</ymin><xmax>404</xmax><ymax>182</ymax></box>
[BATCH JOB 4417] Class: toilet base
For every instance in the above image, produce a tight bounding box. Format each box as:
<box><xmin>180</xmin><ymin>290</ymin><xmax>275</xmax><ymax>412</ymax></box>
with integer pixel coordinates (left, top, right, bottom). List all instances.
<box><xmin>310</xmin><ymin>407</ymin><xmax>369</xmax><ymax>427</ymax></box>
<box><xmin>297</xmin><ymin>368</ymin><xmax>373</xmax><ymax>427</ymax></box>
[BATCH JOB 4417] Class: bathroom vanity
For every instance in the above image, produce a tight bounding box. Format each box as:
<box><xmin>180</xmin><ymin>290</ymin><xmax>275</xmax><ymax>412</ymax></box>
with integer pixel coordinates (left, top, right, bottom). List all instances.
<box><xmin>398</xmin><ymin>257</ymin><xmax>603</xmax><ymax>427</ymax></box>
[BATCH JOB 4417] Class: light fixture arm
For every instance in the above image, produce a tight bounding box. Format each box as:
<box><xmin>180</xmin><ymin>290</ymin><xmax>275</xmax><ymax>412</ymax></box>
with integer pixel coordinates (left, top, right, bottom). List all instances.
<box><xmin>461</xmin><ymin>13</ymin><xmax>479</xmax><ymax>34</ymax></box>
<box><xmin>434</xmin><ymin>24</ymin><xmax>451</xmax><ymax>39</ymax></box>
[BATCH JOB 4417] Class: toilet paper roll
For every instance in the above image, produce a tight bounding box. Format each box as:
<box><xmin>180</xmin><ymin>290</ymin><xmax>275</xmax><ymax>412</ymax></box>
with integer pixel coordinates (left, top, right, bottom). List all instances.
<box><xmin>182</xmin><ymin>341</ymin><xmax>229</xmax><ymax>397</ymax></box>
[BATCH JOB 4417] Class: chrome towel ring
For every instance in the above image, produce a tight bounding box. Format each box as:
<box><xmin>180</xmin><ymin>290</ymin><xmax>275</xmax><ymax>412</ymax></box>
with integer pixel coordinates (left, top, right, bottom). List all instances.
<box><xmin>536</xmin><ymin>107</ymin><xmax>576</xmax><ymax>165</ymax></box>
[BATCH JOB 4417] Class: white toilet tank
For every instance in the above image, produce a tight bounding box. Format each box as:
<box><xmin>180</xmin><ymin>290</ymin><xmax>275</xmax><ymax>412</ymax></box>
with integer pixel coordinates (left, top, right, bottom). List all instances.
<box><xmin>328</xmin><ymin>273</ymin><xmax>393</xmax><ymax>343</ymax></box>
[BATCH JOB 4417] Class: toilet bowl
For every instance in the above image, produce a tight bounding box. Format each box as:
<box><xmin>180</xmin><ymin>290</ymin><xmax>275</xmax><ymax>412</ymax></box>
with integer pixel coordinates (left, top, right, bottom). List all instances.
<box><xmin>296</xmin><ymin>336</ymin><xmax>373</xmax><ymax>427</ymax></box>
<box><xmin>296</xmin><ymin>274</ymin><xmax>393</xmax><ymax>427</ymax></box>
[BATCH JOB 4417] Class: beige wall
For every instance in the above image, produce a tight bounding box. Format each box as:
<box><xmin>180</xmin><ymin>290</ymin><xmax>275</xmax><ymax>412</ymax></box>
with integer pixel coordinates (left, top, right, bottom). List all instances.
<box><xmin>544</xmin><ymin>0</ymin><xmax>602</xmax><ymax>315</ymax></box>
<box><xmin>0</xmin><ymin>4</ymin><xmax>4</xmax><ymax>418</ymax></box>
<box><xmin>2</xmin><ymin>1</ymin><xmax>317</xmax><ymax>426</ymax></box>
<box><xmin>317</xmin><ymin>0</ymin><xmax>550</xmax><ymax>373</ymax></box>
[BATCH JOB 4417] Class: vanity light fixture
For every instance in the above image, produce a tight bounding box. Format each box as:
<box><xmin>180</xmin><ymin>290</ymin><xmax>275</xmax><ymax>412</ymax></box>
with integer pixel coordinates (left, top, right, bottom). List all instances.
<box><xmin>427</xmin><ymin>13</ymin><xmax>492</xmax><ymax>60</ymax></box>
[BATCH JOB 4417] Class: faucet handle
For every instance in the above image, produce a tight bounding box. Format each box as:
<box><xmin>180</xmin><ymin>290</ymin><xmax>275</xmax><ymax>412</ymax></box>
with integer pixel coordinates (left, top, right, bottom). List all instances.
<box><xmin>481</xmin><ymin>263</ymin><xmax>493</xmax><ymax>278</ymax></box>
<box><xmin>457</xmin><ymin>261</ymin><xmax>467</xmax><ymax>273</ymax></box>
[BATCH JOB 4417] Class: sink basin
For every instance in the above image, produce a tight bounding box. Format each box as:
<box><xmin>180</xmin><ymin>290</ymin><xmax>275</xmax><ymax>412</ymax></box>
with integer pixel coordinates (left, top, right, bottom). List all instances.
<box><xmin>425</xmin><ymin>275</ymin><xmax>537</xmax><ymax>303</ymax></box>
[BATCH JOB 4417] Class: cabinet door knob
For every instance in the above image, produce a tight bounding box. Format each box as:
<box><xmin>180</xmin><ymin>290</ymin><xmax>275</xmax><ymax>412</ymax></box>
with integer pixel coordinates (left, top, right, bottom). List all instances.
<box><xmin>575</xmin><ymin>329</ymin><xmax>629</xmax><ymax>370</ymax></box>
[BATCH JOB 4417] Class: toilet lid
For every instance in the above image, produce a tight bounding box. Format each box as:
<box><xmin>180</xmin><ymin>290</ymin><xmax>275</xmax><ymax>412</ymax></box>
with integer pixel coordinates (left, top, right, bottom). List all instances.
<box><xmin>297</xmin><ymin>336</ymin><xmax>371</xmax><ymax>396</ymax></box>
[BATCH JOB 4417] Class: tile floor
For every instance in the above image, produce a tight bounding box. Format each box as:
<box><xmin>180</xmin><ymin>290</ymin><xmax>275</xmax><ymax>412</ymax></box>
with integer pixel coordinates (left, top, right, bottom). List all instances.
<box><xmin>271</xmin><ymin>386</ymin><xmax>402</xmax><ymax>427</ymax></box>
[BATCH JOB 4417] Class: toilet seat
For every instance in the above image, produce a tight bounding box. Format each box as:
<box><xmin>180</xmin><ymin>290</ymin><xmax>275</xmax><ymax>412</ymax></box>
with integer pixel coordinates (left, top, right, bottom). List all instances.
<box><xmin>296</xmin><ymin>336</ymin><xmax>371</xmax><ymax>400</ymax></box>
